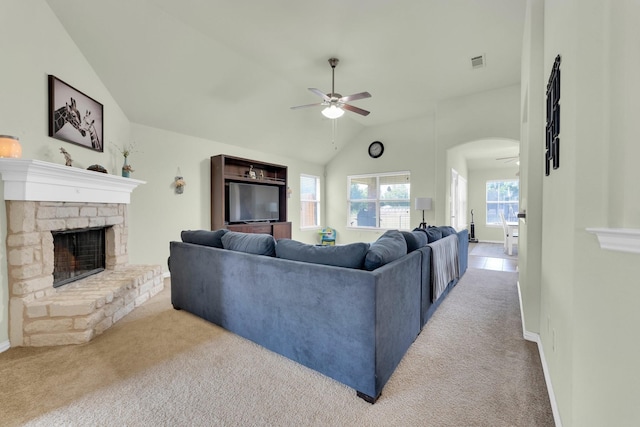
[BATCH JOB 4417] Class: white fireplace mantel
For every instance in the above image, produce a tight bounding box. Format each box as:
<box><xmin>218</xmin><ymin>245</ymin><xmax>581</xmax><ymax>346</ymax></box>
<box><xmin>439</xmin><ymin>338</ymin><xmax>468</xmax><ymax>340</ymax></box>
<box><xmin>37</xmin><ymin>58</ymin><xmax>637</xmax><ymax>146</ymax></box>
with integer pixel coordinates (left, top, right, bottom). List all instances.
<box><xmin>0</xmin><ymin>159</ymin><xmax>145</xmax><ymax>204</ymax></box>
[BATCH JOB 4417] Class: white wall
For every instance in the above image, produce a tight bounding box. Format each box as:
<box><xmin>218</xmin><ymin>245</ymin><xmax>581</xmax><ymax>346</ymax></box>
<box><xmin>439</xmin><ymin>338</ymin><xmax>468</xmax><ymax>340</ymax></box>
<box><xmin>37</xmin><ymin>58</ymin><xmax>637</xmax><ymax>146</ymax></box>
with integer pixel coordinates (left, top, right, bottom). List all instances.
<box><xmin>606</xmin><ymin>1</ymin><xmax>640</xmax><ymax>226</ymax></box>
<box><xmin>0</xmin><ymin>0</ymin><xmax>325</xmax><ymax>348</ymax></box>
<box><xmin>521</xmin><ymin>1</ymin><xmax>640</xmax><ymax>425</ymax></box>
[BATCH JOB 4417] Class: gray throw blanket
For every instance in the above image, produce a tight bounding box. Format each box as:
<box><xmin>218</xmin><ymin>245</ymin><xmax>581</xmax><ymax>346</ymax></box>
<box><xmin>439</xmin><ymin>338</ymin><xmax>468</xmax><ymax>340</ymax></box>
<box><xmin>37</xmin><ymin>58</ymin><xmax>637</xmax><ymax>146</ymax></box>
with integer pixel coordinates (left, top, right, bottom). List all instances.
<box><xmin>430</xmin><ymin>235</ymin><xmax>459</xmax><ymax>302</ymax></box>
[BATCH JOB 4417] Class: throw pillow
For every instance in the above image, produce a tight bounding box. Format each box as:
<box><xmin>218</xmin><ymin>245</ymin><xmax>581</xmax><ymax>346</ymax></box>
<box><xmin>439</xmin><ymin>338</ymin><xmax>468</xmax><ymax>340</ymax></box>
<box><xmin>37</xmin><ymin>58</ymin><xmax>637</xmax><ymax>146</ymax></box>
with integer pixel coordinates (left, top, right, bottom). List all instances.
<box><xmin>221</xmin><ymin>231</ymin><xmax>276</xmax><ymax>256</ymax></box>
<box><xmin>276</xmin><ymin>239</ymin><xmax>369</xmax><ymax>269</ymax></box>
<box><xmin>181</xmin><ymin>229</ymin><xmax>229</xmax><ymax>248</ymax></box>
<box><xmin>364</xmin><ymin>230</ymin><xmax>407</xmax><ymax>271</ymax></box>
<box><xmin>401</xmin><ymin>230</ymin><xmax>427</xmax><ymax>253</ymax></box>
<box><xmin>436</xmin><ymin>226</ymin><xmax>455</xmax><ymax>237</ymax></box>
<box><xmin>411</xmin><ymin>230</ymin><xmax>429</xmax><ymax>248</ymax></box>
<box><xmin>425</xmin><ymin>227</ymin><xmax>442</xmax><ymax>243</ymax></box>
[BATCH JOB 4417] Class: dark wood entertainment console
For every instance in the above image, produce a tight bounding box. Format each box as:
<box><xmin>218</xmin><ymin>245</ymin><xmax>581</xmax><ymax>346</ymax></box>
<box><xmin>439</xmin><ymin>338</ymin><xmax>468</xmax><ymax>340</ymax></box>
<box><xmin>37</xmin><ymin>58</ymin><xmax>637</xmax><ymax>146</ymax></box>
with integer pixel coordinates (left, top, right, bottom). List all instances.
<box><xmin>210</xmin><ymin>155</ymin><xmax>291</xmax><ymax>239</ymax></box>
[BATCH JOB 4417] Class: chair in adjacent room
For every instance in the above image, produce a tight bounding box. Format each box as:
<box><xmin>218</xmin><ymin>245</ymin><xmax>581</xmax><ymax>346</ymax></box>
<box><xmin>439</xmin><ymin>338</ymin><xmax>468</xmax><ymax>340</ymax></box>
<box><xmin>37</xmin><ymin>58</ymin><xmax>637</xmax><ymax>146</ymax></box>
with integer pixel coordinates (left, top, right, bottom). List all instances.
<box><xmin>319</xmin><ymin>227</ymin><xmax>336</xmax><ymax>245</ymax></box>
<box><xmin>499</xmin><ymin>211</ymin><xmax>518</xmax><ymax>256</ymax></box>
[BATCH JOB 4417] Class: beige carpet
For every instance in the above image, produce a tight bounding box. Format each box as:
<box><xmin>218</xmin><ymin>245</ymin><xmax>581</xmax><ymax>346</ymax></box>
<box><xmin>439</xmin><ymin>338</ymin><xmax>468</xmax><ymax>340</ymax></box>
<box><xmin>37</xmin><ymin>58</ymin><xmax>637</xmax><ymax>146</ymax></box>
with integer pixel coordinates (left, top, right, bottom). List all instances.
<box><xmin>0</xmin><ymin>270</ymin><xmax>554</xmax><ymax>426</ymax></box>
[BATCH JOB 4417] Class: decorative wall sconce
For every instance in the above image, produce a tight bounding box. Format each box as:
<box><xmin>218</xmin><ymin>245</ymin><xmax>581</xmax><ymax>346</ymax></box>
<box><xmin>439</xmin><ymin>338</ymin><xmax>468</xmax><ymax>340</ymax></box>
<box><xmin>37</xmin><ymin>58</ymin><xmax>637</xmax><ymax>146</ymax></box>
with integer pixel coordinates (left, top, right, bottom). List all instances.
<box><xmin>415</xmin><ymin>197</ymin><xmax>433</xmax><ymax>229</ymax></box>
<box><xmin>175</xmin><ymin>176</ymin><xmax>186</xmax><ymax>194</ymax></box>
<box><xmin>0</xmin><ymin>135</ymin><xmax>22</xmax><ymax>158</ymax></box>
<box><xmin>174</xmin><ymin>168</ymin><xmax>186</xmax><ymax>194</ymax></box>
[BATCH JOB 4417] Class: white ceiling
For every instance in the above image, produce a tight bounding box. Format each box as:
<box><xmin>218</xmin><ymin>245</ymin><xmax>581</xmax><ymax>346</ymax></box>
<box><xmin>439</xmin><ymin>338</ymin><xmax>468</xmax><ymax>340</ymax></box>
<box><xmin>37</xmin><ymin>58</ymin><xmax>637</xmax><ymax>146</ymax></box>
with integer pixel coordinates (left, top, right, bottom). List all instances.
<box><xmin>45</xmin><ymin>0</ymin><xmax>525</xmax><ymax>165</ymax></box>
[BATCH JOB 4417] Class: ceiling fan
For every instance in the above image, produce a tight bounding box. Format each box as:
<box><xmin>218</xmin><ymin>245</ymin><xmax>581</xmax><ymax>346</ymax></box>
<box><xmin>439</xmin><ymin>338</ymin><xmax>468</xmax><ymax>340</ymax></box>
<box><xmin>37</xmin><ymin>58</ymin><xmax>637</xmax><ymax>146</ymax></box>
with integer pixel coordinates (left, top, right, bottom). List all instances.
<box><xmin>496</xmin><ymin>154</ymin><xmax>520</xmax><ymax>164</ymax></box>
<box><xmin>290</xmin><ymin>58</ymin><xmax>371</xmax><ymax>119</ymax></box>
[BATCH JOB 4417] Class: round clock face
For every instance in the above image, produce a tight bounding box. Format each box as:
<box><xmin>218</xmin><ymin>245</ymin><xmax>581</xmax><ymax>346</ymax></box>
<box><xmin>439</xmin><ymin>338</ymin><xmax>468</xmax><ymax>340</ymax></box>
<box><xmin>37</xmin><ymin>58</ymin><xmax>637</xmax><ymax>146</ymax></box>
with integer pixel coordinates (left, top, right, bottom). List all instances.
<box><xmin>368</xmin><ymin>141</ymin><xmax>384</xmax><ymax>158</ymax></box>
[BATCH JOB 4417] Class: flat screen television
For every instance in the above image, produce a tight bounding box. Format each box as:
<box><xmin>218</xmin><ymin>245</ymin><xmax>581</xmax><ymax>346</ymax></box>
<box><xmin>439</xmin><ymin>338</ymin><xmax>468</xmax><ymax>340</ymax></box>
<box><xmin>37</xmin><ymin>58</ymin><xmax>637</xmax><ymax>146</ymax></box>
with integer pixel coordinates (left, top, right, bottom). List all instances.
<box><xmin>228</xmin><ymin>182</ymin><xmax>280</xmax><ymax>223</ymax></box>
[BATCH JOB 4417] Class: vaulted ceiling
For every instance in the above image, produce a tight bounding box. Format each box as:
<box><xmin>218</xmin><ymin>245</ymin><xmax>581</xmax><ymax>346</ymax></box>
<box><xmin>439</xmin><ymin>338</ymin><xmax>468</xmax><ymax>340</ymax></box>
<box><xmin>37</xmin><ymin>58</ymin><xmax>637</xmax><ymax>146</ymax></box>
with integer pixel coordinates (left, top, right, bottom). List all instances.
<box><xmin>45</xmin><ymin>0</ymin><xmax>525</xmax><ymax>165</ymax></box>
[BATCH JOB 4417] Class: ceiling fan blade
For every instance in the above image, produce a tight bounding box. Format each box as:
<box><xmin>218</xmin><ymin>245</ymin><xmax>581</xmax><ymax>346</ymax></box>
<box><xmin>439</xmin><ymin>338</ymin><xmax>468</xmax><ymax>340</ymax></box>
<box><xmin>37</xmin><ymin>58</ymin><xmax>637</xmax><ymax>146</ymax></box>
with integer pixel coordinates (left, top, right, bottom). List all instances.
<box><xmin>290</xmin><ymin>102</ymin><xmax>324</xmax><ymax>110</ymax></box>
<box><xmin>308</xmin><ymin>88</ymin><xmax>331</xmax><ymax>101</ymax></box>
<box><xmin>339</xmin><ymin>91</ymin><xmax>371</xmax><ymax>103</ymax></box>
<box><xmin>342</xmin><ymin>103</ymin><xmax>370</xmax><ymax>116</ymax></box>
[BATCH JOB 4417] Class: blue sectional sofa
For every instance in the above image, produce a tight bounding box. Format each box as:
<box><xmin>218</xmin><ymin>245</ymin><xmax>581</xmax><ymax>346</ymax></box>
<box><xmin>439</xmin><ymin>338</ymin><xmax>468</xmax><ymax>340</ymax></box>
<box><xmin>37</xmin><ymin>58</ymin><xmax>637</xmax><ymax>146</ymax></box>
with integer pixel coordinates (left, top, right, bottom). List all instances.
<box><xmin>169</xmin><ymin>227</ymin><xmax>468</xmax><ymax>403</ymax></box>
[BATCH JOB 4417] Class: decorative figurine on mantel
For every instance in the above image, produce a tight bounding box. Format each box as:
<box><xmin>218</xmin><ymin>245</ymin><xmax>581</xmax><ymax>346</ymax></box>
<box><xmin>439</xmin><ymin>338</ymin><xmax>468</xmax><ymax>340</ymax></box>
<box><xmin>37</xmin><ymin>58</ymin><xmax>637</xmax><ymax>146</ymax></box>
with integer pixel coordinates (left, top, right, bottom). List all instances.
<box><xmin>59</xmin><ymin>147</ymin><xmax>72</xmax><ymax>166</ymax></box>
<box><xmin>247</xmin><ymin>165</ymin><xmax>257</xmax><ymax>179</ymax></box>
<box><xmin>87</xmin><ymin>164</ymin><xmax>108</xmax><ymax>173</ymax></box>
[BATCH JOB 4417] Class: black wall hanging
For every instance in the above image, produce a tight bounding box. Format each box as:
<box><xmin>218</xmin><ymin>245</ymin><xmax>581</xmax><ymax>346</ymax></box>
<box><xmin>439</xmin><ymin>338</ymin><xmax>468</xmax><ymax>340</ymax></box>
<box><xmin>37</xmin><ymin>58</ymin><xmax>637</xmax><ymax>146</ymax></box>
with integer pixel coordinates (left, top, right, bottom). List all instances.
<box><xmin>545</xmin><ymin>55</ymin><xmax>561</xmax><ymax>176</ymax></box>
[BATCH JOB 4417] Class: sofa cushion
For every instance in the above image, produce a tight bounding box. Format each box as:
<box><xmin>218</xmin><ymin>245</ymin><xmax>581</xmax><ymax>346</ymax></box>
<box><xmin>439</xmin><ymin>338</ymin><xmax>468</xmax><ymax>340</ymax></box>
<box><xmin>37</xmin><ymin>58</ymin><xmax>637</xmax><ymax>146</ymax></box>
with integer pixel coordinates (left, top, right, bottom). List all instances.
<box><xmin>401</xmin><ymin>230</ymin><xmax>428</xmax><ymax>252</ymax></box>
<box><xmin>221</xmin><ymin>231</ymin><xmax>276</xmax><ymax>256</ymax></box>
<box><xmin>181</xmin><ymin>229</ymin><xmax>229</xmax><ymax>248</ymax></box>
<box><xmin>364</xmin><ymin>230</ymin><xmax>407</xmax><ymax>271</ymax></box>
<box><xmin>276</xmin><ymin>239</ymin><xmax>369</xmax><ymax>269</ymax></box>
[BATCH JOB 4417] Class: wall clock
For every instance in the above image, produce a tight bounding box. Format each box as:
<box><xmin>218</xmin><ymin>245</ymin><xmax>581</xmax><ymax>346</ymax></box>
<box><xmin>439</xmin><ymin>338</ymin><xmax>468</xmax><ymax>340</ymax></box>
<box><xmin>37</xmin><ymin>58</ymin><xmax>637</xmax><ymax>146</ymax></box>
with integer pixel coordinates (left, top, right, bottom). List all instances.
<box><xmin>368</xmin><ymin>141</ymin><xmax>384</xmax><ymax>158</ymax></box>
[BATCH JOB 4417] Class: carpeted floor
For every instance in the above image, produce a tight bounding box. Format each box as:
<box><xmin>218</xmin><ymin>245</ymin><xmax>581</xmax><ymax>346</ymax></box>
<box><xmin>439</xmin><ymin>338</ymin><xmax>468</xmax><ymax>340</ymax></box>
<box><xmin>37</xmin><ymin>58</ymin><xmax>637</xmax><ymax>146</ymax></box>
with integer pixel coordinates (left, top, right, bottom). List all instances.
<box><xmin>0</xmin><ymin>271</ymin><xmax>554</xmax><ymax>426</ymax></box>
<box><xmin>470</xmin><ymin>242</ymin><xmax>518</xmax><ymax>259</ymax></box>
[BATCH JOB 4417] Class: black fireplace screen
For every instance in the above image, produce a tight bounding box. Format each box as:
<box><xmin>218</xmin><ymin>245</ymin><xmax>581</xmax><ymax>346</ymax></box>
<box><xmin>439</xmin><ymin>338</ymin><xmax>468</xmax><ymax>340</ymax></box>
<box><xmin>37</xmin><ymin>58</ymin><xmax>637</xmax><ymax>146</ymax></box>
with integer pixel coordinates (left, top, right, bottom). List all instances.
<box><xmin>53</xmin><ymin>227</ymin><xmax>106</xmax><ymax>288</ymax></box>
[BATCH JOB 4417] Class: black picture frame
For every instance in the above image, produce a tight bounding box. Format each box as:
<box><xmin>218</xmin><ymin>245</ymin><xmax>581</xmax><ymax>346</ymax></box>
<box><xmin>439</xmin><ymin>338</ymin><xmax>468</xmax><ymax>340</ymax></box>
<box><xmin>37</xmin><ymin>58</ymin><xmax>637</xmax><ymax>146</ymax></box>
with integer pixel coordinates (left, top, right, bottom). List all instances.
<box><xmin>545</xmin><ymin>55</ymin><xmax>561</xmax><ymax>176</ymax></box>
<box><xmin>48</xmin><ymin>75</ymin><xmax>104</xmax><ymax>152</ymax></box>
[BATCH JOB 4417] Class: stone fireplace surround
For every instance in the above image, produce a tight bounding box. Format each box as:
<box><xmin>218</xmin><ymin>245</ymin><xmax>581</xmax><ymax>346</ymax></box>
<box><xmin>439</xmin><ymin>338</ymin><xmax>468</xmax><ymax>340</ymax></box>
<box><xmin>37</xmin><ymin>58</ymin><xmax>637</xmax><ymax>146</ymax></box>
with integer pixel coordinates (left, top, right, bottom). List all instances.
<box><xmin>0</xmin><ymin>159</ymin><xmax>163</xmax><ymax>347</ymax></box>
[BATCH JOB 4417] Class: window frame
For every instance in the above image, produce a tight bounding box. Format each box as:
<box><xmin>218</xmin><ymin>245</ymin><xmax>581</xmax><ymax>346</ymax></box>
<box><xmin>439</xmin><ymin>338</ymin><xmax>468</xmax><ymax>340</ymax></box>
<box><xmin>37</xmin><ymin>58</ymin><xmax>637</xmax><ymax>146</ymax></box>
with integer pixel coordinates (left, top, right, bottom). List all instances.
<box><xmin>300</xmin><ymin>173</ymin><xmax>321</xmax><ymax>229</ymax></box>
<box><xmin>485</xmin><ymin>179</ymin><xmax>520</xmax><ymax>226</ymax></box>
<box><xmin>346</xmin><ymin>171</ymin><xmax>411</xmax><ymax>231</ymax></box>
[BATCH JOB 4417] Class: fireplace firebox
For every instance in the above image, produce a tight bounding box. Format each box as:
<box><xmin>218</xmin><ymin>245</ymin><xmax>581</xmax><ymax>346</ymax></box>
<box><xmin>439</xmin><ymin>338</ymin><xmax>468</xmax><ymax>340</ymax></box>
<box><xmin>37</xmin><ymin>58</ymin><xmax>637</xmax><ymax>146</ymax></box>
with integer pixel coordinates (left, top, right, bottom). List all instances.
<box><xmin>53</xmin><ymin>227</ymin><xmax>107</xmax><ymax>288</ymax></box>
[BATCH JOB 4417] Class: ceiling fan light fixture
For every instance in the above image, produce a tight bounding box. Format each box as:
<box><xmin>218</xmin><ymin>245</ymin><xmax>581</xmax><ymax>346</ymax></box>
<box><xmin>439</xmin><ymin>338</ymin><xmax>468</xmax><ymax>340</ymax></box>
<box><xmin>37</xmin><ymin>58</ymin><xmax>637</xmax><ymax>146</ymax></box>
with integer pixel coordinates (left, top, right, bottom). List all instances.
<box><xmin>321</xmin><ymin>105</ymin><xmax>344</xmax><ymax>119</ymax></box>
<box><xmin>291</xmin><ymin>58</ymin><xmax>371</xmax><ymax>118</ymax></box>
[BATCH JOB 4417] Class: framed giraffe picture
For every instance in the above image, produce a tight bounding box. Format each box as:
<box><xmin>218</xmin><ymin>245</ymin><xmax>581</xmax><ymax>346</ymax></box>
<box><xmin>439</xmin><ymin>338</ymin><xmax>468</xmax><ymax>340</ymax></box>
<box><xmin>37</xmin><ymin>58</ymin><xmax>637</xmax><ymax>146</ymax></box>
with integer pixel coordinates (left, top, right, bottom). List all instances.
<box><xmin>48</xmin><ymin>75</ymin><xmax>103</xmax><ymax>152</ymax></box>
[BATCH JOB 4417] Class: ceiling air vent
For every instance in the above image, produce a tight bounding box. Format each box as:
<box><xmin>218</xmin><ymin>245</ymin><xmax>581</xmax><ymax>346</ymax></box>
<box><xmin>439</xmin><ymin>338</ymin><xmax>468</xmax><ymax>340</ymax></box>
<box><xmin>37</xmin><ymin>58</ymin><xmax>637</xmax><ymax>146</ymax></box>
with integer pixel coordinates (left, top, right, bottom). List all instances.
<box><xmin>471</xmin><ymin>54</ymin><xmax>485</xmax><ymax>69</ymax></box>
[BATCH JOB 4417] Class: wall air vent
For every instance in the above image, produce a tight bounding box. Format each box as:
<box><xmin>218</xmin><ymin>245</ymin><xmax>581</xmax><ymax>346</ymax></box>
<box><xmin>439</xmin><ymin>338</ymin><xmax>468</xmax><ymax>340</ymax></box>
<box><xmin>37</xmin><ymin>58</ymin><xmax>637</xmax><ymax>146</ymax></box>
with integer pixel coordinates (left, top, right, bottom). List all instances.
<box><xmin>471</xmin><ymin>54</ymin><xmax>485</xmax><ymax>69</ymax></box>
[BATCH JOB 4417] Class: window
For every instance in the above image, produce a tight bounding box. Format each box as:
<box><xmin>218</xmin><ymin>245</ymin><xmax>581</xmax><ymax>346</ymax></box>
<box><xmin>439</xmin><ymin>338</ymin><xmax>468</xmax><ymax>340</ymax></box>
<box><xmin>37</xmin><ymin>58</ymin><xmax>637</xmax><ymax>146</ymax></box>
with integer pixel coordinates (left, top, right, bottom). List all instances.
<box><xmin>486</xmin><ymin>180</ymin><xmax>519</xmax><ymax>225</ymax></box>
<box><xmin>347</xmin><ymin>172</ymin><xmax>411</xmax><ymax>229</ymax></box>
<box><xmin>300</xmin><ymin>174</ymin><xmax>320</xmax><ymax>228</ymax></box>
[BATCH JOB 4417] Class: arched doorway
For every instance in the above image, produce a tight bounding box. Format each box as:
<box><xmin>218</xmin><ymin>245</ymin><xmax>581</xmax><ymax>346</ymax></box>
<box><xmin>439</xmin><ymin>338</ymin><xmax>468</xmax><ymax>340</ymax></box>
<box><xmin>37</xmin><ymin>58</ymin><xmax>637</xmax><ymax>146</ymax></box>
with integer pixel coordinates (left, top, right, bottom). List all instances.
<box><xmin>446</xmin><ymin>138</ymin><xmax>519</xmax><ymax>240</ymax></box>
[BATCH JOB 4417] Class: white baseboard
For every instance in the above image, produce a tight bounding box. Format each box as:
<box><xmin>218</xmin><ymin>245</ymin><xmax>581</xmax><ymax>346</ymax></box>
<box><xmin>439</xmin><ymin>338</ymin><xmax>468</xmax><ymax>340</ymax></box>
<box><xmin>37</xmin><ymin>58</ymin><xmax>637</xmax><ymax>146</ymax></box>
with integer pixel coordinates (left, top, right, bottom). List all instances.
<box><xmin>162</xmin><ymin>271</ymin><xmax>171</xmax><ymax>279</ymax></box>
<box><xmin>0</xmin><ymin>340</ymin><xmax>10</xmax><ymax>353</ymax></box>
<box><xmin>517</xmin><ymin>281</ymin><xmax>526</xmax><ymax>335</ymax></box>
<box><xmin>525</xmin><ymin>332</ymin><xmax>562</xmax><ymax>427</ymax></box>
<box><xmin>517</xmin><ymin>281</ymin><xmax>562</xmax><ymax>427</ymax></box>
